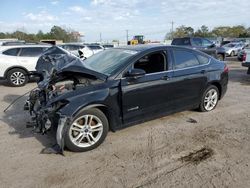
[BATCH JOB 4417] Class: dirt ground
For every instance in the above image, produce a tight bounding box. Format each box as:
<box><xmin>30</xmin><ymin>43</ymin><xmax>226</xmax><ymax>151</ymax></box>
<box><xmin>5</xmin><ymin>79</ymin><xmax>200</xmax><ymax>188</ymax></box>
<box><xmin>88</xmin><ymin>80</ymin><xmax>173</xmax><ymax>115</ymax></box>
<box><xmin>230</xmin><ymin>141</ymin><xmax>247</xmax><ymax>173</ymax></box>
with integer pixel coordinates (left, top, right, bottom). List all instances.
<box><xmin>0</xmin><ymin>60</ymin><xmax>250</xmax><ymax>188</ymax></box>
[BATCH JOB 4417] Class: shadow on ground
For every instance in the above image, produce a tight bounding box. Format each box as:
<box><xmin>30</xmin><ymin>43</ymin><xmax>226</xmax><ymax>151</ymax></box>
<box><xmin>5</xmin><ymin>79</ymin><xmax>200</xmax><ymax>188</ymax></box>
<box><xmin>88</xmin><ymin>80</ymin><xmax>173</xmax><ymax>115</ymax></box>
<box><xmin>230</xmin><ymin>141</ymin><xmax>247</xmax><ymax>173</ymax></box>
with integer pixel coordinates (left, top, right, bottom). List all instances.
<box><xmin>1</xmin><ymin>94</ymin><xmax>56</xmax><ymax>149</ymax></box>
<box><xmin>229</xmin><ymin>68</ymin><xmax>250</xmax><ymax>86</ymax></box>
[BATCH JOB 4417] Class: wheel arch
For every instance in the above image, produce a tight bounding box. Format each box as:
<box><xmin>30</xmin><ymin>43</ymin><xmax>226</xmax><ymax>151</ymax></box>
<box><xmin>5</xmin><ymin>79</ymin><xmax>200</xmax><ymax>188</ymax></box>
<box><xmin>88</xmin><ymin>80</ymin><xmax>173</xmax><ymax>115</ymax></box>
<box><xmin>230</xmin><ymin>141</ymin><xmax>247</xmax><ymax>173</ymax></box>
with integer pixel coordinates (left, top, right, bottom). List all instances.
<box><xmin>4</xmin><ymin>66</ymin><xmax>30</xmax><ymax>78</ymax></box>
<box><xmin>208</xmin><ymin>82</ymin><xmax>222</xmax><ymax>99</ymax></box>
<box><xmin>71</xmin><ymin>104</ymin><xmax>117</xmax><ymax>132</ymax></box>
<box><xmin>217</xmin><ymin>52</ymin><xmax>225</xmax><ymax>60</ymax></box>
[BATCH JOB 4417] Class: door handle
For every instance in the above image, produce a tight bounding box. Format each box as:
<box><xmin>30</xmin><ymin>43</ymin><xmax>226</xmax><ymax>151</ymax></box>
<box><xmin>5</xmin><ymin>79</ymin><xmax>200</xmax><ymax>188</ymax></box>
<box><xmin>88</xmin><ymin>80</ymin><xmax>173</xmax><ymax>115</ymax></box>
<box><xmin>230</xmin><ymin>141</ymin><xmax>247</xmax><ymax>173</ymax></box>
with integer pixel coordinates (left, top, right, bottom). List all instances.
<box><xmin>162</xmin><ymin>75</ymin><xmax>170</xmax><ymax>80</ymax></box>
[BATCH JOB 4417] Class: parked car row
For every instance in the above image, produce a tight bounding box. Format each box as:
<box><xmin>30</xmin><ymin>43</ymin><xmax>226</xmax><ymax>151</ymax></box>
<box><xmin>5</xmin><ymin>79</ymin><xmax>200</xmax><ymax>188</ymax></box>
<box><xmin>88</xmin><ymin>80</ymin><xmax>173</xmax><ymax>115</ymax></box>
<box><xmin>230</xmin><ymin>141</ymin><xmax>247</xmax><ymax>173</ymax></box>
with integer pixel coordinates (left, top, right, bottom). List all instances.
<box><xmin>58</xmin><ymin>43</ymin><xmax>114</xmax><ymax>60</ymax></box>
<box><xmin>171</xmin><ymin>37</ymin><xmax>226</xmax><ymax>61</ymax></box>
<box><xmin>222</xmin><ymin>42</ymin><xmax>245</xmax><ymax>57</ymax></box>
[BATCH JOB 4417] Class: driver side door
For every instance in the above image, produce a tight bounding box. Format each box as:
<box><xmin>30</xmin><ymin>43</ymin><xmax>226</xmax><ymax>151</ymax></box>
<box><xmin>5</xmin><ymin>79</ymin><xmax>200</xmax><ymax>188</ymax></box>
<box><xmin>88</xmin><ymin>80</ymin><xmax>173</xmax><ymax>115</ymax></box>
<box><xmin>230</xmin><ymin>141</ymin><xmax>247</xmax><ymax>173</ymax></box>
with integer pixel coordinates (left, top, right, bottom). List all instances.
<box><xmin>120</xmin><ymin>50</ymin><xmax>174</xmax><ymax>124</ymax></box>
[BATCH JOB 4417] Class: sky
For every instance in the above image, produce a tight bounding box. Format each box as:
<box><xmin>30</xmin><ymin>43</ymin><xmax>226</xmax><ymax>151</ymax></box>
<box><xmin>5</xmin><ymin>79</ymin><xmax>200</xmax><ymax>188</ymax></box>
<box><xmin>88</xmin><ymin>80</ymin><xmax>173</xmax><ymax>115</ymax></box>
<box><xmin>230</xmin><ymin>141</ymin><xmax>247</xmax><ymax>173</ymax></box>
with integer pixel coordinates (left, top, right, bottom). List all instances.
<box><xmin>0</xmin><ymin>0</ymin><xmax>250</xmax><ymax>42</ymax></box>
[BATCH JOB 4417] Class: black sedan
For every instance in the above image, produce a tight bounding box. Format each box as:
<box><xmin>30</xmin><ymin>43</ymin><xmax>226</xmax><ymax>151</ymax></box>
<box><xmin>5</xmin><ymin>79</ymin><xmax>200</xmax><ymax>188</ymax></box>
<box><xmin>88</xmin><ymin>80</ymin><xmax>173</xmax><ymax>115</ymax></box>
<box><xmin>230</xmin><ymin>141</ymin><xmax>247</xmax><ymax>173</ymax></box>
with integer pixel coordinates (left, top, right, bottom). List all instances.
<box><xmin>25</xmin><ymin>45</ymin><xmax>228</xmax><ymax>153</ymax></box>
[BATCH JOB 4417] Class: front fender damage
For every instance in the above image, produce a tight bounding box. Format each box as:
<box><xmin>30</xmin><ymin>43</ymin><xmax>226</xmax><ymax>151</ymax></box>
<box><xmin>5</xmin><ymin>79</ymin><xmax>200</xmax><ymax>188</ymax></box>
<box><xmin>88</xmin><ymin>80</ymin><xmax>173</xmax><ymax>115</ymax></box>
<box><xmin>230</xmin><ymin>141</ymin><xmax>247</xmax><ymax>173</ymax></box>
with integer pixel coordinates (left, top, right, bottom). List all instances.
<box><xmin>40</xmin><ymin>115</ymin><xmax>71</xmax><ymax>155</ymax></box>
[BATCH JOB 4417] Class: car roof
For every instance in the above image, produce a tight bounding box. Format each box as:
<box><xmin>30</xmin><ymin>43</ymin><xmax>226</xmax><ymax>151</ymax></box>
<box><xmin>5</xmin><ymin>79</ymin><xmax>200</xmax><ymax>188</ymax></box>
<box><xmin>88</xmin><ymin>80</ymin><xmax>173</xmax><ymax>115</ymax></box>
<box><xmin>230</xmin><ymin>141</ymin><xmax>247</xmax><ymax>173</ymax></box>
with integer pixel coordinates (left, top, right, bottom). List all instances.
<box><xmin>114</xmin><ymin>44</ymin><xmax>174</xmax><ymax>52</ymax></box>
<box><xmin>0</xmin><ymin>44</ymin><xmax>51</xmax><ymax>52</ymax></box>
<box><xmin>59</xmin><ymin>43</ymin><xmax>85</xmax><ymax>46</ymax></box>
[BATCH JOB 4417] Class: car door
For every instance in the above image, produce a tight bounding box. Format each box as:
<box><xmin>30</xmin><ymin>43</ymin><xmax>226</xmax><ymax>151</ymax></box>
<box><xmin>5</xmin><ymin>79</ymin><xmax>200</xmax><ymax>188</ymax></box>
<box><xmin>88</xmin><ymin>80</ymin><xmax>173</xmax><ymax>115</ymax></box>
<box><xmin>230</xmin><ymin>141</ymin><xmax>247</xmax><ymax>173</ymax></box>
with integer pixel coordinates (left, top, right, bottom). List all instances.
<box><xmin>120</xmin><ymin>50</ymin><xmax>174</xmax><ymax>124</ymax></box>
<box><xmin>17</xmin><ymin>47</ymin><xmax>46</xmax><ymax>71</ymax></box>
<box><xmin>171</xmin><ymin>48</ymin><xmax>208</xmax><ymax>110</ymax></box>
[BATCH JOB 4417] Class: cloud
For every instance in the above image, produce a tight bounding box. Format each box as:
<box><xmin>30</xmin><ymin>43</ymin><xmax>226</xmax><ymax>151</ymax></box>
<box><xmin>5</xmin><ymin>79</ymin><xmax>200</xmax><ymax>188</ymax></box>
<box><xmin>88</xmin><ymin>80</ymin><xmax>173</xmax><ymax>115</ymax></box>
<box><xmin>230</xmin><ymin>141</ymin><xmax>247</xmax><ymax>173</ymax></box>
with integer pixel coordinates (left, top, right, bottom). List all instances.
<box><xmin>51</xmin><ymin>1</ymin><xmax>59</xmax><ymax>5</ymax></box>
<box><xmin>69</xmin><ymin>6</ymin><xmax>85</xmax><ymax>14</ymax></box>
<box><xmin>1</xmin><ymin>0</ymin><xmax>250</xmax><ymax>41</ymax></box>
<box><xmin>83</xmin><ymin>17</ymin><xmax>92</xmax><ymax>21</ymax></box>
<box><xmin>91</xmin><ymin>0</ymin><xmax>107</xmax><ymax>6</ymax></box>
<box><xmin>24</xmin><ymin>11</ymin><xmax>58</xmax><ymax>22</ymax></box>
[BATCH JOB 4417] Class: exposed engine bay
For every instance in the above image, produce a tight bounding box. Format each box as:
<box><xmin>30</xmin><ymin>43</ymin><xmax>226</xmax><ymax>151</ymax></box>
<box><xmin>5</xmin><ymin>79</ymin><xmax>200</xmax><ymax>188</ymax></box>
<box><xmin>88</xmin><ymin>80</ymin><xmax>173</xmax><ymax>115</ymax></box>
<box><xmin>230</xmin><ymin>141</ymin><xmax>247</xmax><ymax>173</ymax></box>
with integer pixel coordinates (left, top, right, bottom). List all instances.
<box><xmin>25</xmin><ymin>76</ymin><xmax>95</xmax><ymax>133</ymax></box>
<box><xmin>23</xmin><ymin>46</ymin><xmax>106</xmax><ymax>154</ymax></box>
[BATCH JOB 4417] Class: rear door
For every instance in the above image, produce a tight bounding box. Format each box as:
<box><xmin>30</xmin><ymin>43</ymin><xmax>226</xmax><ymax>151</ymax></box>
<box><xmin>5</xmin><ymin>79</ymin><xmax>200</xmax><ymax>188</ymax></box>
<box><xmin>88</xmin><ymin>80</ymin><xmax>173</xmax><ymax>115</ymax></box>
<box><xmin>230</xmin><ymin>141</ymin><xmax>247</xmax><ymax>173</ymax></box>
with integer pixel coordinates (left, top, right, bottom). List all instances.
<box><xmin>171</xmin><ymin>48</ymin><xmax>208</xmax><ymax>110</ymax></box>
<box><xmin>17</xmin><ymin>47</ymin><xmax>47</xmax><ymax>71</ymax></box>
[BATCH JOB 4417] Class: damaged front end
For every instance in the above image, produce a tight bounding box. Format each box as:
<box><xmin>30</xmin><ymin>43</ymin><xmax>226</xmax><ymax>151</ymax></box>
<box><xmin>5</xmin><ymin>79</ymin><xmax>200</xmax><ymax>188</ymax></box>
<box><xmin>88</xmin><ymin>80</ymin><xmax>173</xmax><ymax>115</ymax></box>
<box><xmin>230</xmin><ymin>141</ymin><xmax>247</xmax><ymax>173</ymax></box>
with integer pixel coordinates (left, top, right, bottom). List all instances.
<box><xmin>24</xmin><ymin>46</ymin><xmax>107</xmax><ymax>154</ymax></box>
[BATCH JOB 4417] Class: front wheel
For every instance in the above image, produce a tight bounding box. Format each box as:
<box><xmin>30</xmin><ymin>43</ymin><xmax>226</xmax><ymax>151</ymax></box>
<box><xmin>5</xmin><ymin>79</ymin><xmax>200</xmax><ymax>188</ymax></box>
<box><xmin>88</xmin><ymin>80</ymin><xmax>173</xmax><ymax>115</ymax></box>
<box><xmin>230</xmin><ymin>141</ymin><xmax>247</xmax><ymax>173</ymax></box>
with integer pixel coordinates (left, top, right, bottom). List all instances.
<box><xmin>199</xmin><ymin>86</ymin><xmax>219</xmax><ymax>112</ymax></box>
<box><xmin>230</xmin><ymin>51</ymin><xmax>235</xmax><ymax>57</ymax></box>
<box><xmin>64</xmin><ymin>108</ymin><xmax>109</xmax><ymax>152</ymax></box>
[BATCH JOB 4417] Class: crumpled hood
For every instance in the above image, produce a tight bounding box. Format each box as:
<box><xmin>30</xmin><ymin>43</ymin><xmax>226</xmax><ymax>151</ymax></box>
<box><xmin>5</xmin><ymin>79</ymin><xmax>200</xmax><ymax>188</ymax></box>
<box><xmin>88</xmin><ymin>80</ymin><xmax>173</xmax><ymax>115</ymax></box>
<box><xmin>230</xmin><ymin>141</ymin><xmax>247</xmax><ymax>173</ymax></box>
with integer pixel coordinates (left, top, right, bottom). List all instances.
<box><xmin>35</xmin><ymin>46</ymin><xmax>107</xmax><ymax>81</ymax></box>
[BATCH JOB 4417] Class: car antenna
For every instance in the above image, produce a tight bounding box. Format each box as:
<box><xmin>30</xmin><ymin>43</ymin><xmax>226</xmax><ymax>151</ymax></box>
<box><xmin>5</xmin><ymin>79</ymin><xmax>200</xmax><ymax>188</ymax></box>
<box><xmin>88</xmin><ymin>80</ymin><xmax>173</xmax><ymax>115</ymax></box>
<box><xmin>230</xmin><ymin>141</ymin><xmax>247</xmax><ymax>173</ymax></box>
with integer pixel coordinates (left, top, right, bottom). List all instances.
<box><xmin>3</xmin><ymin>87</ymin><xmax>37</xmax><ymax>113</ymax></box>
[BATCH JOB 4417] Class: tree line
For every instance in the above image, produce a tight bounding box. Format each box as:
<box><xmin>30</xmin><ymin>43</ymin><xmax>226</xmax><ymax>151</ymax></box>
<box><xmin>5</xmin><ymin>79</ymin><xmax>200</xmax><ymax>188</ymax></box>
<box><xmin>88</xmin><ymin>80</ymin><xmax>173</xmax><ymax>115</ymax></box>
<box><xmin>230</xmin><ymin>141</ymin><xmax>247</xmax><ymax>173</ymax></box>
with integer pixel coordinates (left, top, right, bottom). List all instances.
<box><xmin>1</xmin><ymin>25</ymin><xmax>250</xmax><ymax>43</ymax></box>
<box><xmin>166</xmin><ymin>25</ymin><xmax>250</xmax><ymax>39</ymax></box>
<box><xmin>0</xmin><ymin>25</ymin><xmax>81</xmax><ymax>43</ymax></box>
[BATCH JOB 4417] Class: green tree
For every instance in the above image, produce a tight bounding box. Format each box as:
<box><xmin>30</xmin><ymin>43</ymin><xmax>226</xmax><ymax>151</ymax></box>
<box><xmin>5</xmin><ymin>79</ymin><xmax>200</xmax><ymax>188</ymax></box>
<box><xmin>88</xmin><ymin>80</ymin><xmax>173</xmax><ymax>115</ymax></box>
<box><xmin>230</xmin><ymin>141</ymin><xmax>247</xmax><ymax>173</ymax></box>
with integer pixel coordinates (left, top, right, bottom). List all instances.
<box><xmin>194</xmin><ymin>25</ymin><xmax>211</xmax><ymax>37</ymax></box>
<box><xmin>172</xmin><ymin>25</ymin><xmax>194</xmax><ymax>37</ymax></box>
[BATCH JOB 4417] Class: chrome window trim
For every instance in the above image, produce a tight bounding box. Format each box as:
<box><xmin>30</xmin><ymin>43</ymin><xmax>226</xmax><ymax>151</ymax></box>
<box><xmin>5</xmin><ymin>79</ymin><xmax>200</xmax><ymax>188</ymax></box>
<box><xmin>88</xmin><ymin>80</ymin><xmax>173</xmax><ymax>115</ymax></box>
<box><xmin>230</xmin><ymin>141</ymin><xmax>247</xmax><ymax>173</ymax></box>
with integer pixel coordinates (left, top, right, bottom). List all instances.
<box><xmin>119</xmin><ymin>58</ymin><xmax>211</xmax><ymax>80</ymax></box>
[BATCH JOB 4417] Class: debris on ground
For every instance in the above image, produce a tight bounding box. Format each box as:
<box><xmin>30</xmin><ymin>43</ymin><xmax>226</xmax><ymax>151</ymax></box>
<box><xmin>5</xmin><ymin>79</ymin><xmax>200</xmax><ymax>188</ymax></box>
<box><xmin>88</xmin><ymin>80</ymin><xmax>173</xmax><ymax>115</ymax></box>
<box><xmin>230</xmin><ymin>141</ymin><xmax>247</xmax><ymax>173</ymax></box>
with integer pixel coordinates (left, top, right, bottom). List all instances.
<box><xmin>179</xmin><ymin>146</ymin><xmax>214</xmax><ymax>165</ymax></box>
<box><xmin>187</xmin><ymin>118</ymin><xmax>198</xmax><ymax>124</ymax></box>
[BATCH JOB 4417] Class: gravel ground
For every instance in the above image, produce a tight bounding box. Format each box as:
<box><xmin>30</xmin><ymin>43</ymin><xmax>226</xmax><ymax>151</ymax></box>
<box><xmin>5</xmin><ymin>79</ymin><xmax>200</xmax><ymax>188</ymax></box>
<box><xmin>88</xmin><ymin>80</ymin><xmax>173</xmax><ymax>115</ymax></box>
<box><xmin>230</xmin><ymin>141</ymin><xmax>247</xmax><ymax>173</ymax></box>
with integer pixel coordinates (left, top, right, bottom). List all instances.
<box><xmin>0</xmin><ymin>61</ymin><xmax>250</xmax><ymax>188</ymax></box>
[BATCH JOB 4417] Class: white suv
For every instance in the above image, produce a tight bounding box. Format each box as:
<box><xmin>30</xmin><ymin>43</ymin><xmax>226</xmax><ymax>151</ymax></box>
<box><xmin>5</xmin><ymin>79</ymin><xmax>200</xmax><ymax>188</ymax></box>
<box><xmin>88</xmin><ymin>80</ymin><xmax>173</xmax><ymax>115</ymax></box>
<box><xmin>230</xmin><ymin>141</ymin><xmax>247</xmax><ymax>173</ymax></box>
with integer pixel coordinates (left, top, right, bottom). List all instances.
<box><xmin>0</xmin><ymin>45</ymin><xmax>50</xmax><ymax>86</ymax></box>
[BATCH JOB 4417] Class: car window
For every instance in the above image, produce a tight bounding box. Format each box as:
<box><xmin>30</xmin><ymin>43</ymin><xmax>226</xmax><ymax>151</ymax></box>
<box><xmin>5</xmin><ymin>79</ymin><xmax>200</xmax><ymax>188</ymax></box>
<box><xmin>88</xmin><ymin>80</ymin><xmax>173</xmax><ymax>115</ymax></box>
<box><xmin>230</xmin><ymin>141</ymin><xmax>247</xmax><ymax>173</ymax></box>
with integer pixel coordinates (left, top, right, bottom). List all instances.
<box><xmin>202</xmin><ymin>39</ymin><xmax>213</xmax><ymax>47</ymax></box>
<box><xmin>88</xmin><ymin>45</ymin><xmax>102</xmax><ymax>50</ymax></box>
<box><xmin>173</xmin><ymin>49</ymin><xmax>200</xmax><ymax>69</ymax></box>
<box><xmin>68</xmin><ymin>45</ymin><xmax>80</xmax><ymax>51</ymax></box>
<box><xmin>19</xmin><ymin>47</ymin><xmax>45</xmax><ymax>57</ymax></box>
<box><xmin>192</xmin><ymin>38</ymin><xmax>202</xmax><ymax>46</ymax></box>
<box><xmin>196</xmin><ymin>54</ymin><xmax>210</xmax><ymax>65</ymax></box>
<box><xmin>2</xmin><ymin>48</ymin><xmax>20</xmax><ymax>56</ymax></box>
<box><xmin>172</xmin><ymin>38</ymin><xmax>190</xmax><ymax>45</ymax></box>
<box><xmin>134</xmin><ymin>52</ymin><xmax>166</xmax><ymax>74</ymax></box>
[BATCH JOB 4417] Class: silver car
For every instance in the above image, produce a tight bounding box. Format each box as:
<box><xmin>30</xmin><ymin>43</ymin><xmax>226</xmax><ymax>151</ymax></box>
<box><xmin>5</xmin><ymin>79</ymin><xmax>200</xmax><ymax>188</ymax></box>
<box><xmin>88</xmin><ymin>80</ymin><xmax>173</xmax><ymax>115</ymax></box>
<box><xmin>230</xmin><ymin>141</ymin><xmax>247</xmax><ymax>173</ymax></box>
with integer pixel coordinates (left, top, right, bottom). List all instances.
<box><xmin>223</xmin><ymin>42</ymin><xmax>245</xmax><ymax>57</ymax></box>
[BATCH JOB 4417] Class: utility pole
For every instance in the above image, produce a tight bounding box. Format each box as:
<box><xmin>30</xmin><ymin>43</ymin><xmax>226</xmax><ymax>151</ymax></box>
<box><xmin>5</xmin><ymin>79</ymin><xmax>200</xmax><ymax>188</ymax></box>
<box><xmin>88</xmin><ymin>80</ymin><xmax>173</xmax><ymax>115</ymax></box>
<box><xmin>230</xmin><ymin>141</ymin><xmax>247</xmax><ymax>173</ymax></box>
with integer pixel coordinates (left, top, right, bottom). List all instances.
<box><xmin>171</xmin><ymin>21</ymin><xmax>174</xmax><ymax>39</ymax></box>
<box><xmin>99</xmin><ymin>33</ymin><xmax>102</xmax><ymax>44</ymax></box>
<box><xmin>126</xmin><ymin>30</ymin><xmax>129</xmax><ymax>44</ymax></box>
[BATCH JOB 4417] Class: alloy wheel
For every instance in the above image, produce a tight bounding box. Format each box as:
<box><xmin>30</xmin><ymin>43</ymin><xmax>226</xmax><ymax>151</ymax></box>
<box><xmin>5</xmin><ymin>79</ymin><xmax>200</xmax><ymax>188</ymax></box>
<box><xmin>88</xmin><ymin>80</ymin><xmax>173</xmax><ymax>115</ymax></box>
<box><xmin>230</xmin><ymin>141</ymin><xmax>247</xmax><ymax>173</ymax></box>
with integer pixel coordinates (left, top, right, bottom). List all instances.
<box><xmin>69</xmin><ymin>114</ymin><xmax>103</xmax><ymax>148</ymax></box>
<box><xmin>10</xmin><ymin>72</ymin><xmax>26</xmax><ymax>86</ymax></box>
<box><xmin>204</xmin><ymin>88</ymin><xmax>218</xmax><ymax>111</ymax></box>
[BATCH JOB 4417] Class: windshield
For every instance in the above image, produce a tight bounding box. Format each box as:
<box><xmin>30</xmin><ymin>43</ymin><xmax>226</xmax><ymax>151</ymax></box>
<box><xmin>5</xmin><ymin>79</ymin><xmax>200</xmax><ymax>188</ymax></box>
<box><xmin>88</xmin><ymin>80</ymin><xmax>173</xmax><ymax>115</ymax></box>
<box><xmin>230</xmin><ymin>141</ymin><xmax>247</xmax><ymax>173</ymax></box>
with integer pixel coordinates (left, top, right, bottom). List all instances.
<box><xmin>84</xmin><ymin>49</ymin><xmax>138</xmax><ymax>75</ymax></box>
<box><xmin>224</xmin><ymin>43</ymin><xmax>236</xmax><ymax>48</ymax></box>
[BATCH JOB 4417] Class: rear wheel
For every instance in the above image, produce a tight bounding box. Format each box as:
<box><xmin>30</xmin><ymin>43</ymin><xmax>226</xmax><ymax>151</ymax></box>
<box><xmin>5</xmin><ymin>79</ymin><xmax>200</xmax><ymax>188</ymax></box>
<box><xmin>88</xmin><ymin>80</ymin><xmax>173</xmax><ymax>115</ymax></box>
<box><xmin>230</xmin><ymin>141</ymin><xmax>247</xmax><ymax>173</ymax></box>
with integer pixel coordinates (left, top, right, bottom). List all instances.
<box><xmin>199</xmin><ymin>85</ymin><xmax>219</xmax><ymax>112</ymax></box>
<box><xmin>64</xmin><ymin>108</ymin><xmax>109</xmax><ymax>152</ymax></box>
<box><xmin>6</xmin><ymin>68</ymin><xmax>28</xmax><ymax>87</ymax></box>
<box><xmin>230</xmin><ymin>51</ymin><xmax>235</xmax><ymax>57</ymax></box>
<box><xmin>217</xmin><ymin>54</ymin><xmax>224</xmax><ymax>61</ymax></box>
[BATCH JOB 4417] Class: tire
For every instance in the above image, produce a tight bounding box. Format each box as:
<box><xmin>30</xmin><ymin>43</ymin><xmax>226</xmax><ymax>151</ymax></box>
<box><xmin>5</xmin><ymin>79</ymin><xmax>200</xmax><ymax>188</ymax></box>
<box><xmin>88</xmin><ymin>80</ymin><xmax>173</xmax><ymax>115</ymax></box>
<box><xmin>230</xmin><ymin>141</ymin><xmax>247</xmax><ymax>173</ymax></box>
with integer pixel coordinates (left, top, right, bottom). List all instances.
<box><xmin>6</xmin><ymin>68</ymin><xmax>28</xmax><ymax>87</ymax></box>
<box><xmin>230</xmin><ymin>51</ymin><xmax>235</xmax><ymax>57</ymax></box>
<box><xmin>217</xmin><ymin>54</ymin><xmax>224</xmax><ymax>61</ymax></box>
<box><xmin>64</xmin><ymin>108</ymin><xmax>109</xmax><ymax>152</ymax></box>
<box><xmin>199</xmin><ymin>85</ymin><xmax>219</xmax><ymax>112</ymax></box>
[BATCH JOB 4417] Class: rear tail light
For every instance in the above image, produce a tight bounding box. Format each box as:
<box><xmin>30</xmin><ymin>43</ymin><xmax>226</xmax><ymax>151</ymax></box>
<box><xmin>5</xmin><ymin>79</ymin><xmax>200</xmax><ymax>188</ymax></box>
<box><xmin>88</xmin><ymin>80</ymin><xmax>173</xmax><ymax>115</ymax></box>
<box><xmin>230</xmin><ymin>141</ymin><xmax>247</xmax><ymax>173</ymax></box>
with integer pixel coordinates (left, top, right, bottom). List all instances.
<box><xmin>224</xmin><ymin>65</ymin><xmax>229</xmax><ymax>73</ymax></box>
<box><xmin>242</xmin><ymin>52</ymin><xmax>246</xmax><ymax>62</ymax></box>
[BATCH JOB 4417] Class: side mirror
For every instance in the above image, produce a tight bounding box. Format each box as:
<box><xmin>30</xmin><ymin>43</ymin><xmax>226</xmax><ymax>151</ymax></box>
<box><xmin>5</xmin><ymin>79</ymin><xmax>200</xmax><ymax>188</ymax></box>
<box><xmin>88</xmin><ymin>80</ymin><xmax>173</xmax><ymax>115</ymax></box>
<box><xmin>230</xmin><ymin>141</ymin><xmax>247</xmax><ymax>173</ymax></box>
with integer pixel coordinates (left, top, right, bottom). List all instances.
<box><xmin>209</xmin><ymin>43</ymin><xmax>216</xmax><ymax>48</ymax></box>
<box><xmin>126</xmin><ymin>68</ymin><xmax>146</xmax><ymax>79</ymax></box>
